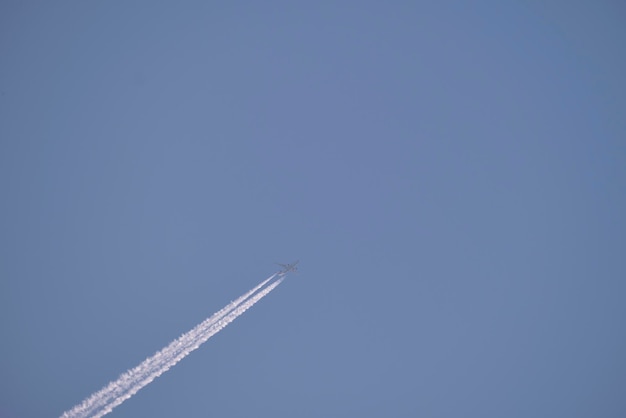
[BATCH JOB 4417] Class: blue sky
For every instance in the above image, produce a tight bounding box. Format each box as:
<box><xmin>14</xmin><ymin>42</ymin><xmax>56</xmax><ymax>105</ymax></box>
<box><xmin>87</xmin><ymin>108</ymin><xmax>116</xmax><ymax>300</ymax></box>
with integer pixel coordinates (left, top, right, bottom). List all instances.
<box><xmin>1</xmin><ymin>2</ymin><xmax>625</xmax><ymax>417</ymax></box>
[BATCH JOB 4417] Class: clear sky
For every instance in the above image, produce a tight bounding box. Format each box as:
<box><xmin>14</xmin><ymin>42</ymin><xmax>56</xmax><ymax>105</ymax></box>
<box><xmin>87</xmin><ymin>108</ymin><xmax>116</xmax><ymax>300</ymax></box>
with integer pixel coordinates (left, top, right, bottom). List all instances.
<box><xmin>1</xmin><ymin>2</ymin><xmax>625</xmax><ymax>417</ymax></box>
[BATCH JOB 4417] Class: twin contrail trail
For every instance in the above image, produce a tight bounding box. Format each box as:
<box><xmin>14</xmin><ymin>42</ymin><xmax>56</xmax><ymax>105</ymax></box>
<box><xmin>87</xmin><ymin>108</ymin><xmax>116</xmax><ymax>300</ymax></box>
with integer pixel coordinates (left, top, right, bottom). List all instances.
<box><xmin>61</xmin><ymin>273</ymin><xmax>284</xmax><ymax>418</ymax></box>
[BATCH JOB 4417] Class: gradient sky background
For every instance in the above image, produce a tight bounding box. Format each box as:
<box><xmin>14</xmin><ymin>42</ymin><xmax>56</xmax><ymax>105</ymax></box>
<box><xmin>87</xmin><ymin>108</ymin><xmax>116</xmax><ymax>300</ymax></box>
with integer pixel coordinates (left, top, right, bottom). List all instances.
<box><xmin>1</xmin><ymin>2</ymin><xmax>625</xmax><ymax>417</ymax></box>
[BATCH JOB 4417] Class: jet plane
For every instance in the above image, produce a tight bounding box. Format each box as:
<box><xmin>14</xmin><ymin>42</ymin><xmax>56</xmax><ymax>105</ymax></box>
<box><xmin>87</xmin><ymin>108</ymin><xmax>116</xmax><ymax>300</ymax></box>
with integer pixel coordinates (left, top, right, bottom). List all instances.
<box><xmin>276</xmin><ymin>260</ymin><xmax>299</xmax><ymax>275</ymax></box>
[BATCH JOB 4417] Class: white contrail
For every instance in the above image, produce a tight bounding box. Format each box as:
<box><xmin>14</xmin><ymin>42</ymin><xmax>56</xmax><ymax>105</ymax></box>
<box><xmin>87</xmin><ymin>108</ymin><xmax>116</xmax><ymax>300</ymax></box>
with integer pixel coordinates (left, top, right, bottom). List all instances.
<box><xmin>62</xmin><ymin>274</ymin><xmax>277</xmax><ymax>418</ymax></box>
<box><xmin>92</xmin><ymin>278</ymin><xmax>284</xmax><ymax>418</ymax></box>
<box><xmin>61</xmin><ymin>274</ymin><xmax>283</xmax><ymax>418</ymax></box>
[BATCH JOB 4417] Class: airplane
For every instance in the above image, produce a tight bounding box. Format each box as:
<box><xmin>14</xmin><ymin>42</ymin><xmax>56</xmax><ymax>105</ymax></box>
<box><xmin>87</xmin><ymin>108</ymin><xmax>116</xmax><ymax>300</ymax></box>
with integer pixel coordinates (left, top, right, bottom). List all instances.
<box><xmin>276</xmin><ymin>260</ymin><xmax>299</xmax><ymax>275</ymax></box>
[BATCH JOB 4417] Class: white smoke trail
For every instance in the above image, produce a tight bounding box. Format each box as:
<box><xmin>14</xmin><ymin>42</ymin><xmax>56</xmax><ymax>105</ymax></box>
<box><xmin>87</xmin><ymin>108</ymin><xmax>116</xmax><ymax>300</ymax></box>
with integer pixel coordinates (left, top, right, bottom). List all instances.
<box><xmin>61</xmin><ymin>275</ymin><xmax>282</xmax><ymax>418</ymax></box>
<box><xmin>62</xmin><ymin>274</ymin><xmax>276</xmax><ymax>418</ymax></box>
<box><xmin>92</xmin><ymin>277</ymin><xmax>284</xmax><ymax>418</ymax></box>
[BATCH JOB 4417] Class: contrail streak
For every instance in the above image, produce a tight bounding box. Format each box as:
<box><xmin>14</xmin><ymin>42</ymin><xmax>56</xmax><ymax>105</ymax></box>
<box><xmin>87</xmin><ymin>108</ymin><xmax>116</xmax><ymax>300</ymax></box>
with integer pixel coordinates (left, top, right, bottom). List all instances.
<box><xmin>61</xmin><ymin>274</ymin><xmax>283</xmax><ymax>418</ymax></box>
<box><xmin>62</xmin><ymin>275</ymin><xmax>276</xmax><ymax>418</ymax></box>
